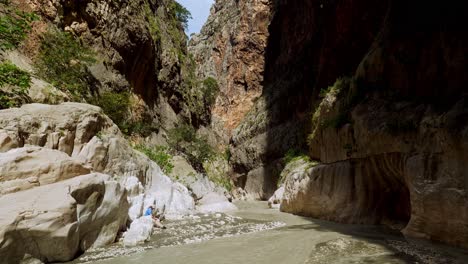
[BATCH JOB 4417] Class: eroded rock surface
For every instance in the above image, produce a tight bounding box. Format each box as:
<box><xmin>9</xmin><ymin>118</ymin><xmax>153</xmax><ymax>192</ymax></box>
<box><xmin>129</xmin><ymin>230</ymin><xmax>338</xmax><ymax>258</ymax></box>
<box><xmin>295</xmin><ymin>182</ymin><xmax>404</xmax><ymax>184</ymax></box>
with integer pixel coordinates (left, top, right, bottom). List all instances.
<box><xmin>0</xmin><ymin>147</ymin><xmax>91</xmax><ymax>195</ymax></box>
<box><xmin>228</xmin><ymin>0</ymin><xmax>468</xmax><ymax>250</ymax></box>
<box><xmin>0</xmin><ymin>173</ymin><xmax>128</xmax><ymax>263</ymax></box>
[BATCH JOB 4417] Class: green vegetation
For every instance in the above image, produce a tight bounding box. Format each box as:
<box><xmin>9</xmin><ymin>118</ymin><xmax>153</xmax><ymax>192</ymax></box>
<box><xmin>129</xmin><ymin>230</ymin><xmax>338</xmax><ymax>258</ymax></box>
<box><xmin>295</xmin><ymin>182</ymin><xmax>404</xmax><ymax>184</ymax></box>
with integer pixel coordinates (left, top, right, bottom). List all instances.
<box><xmin>308</xmin><ymin>77</ymin><xmax>353</xmax><ymax>144</ymax></box>
<box><xmin>283</xmin><ymin>148</ymin><xmax>310</xmax><ymax>165</ymax></box>
<box><xmin>0</xmin><ymin>61</ymin><xmax>31</xmax><ymax>88</ymax></box>
<box><xmin>91</xmin><ymin>91</ymin><xmax>158</xmax><ymax>136</ymax></box>
<box><xmin>135</xmin><ymin>145</ymin><xmax>174</xmax><ymax>174</ymax></box>
<box><xmin>144</xmin><ymin>2</ymin><xmax>161</xmax><ymax>41</ymax></box>
<box><xmin>279</xmin><ymin>149</ymin><xmax>318</xmax><ymax>187</ymax></box>
<box><xmin>202</xmin><ymin>77</ymin><xmax>219</xmax><ymax>107</ymax></box>
<box><xmin>123</xmin><ymin>121</ymin><xmax>159</xmax><ymax>137</ymax></box>
<box><xmin>92</xmin><ymin>91</ymin><xmax>130</xmax><ymax>128</ymax></box>
<box><xmin>167</xmin><ymin>123</ymin><xmax>215</xmax><ymax>169</ymax></box>
<box><xmin>0</xmin><ymin>61</ymin><xmax>31</xmax><ymax>109</ymax></box>
<box><xmin>0</xmin><ymin>9</ymin><xmax>38</xmax><ymax>50</ymax></box>
<box><xmin>35</xmin><ymin>28</ymin><xmax>96</xmax><ymax>99</ymax></box>
<box><xmin>210</xmin><ymin>174</ymin><xmax>233</xmax><ymax>192</ymax></box>
<box><xmin>224</xmin><ymin>147</ymin><xmax>231</xmax><ymax>162</ymax></box>
<box><xmin>169</xmin><ymin>1</ymin><xmax>192</xmax><ymax>30</ymax></box>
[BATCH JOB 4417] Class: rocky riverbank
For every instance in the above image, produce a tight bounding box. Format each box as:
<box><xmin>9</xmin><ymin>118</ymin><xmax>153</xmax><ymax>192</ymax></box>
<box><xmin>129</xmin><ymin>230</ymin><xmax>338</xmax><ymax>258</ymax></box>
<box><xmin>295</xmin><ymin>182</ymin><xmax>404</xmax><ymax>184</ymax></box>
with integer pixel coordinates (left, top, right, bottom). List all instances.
<box><xmin>0</xmin><ymin>103</ymin><xmax>236</xmax><ymax>263</ymax></box>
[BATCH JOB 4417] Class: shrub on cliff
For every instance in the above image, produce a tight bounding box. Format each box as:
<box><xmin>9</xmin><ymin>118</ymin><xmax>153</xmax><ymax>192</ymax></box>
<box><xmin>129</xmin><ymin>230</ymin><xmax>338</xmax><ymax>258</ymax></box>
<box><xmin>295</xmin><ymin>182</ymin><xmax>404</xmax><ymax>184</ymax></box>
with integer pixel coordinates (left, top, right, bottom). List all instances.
<box><xmin>202</xmin><ymin>77</ymin><xmax>219</xmax><ymax>107</ymax></box>
<box><xmin>167</xmin><ymin>123</ymin><xmax>215</xmax><ymax>171</ymax></box>
<box><xmin>135</xmin><ymin>145</ymin><xmax>174</xmax><ymax>174</ymax></box>
<box><xmin>169</xmin><ymin>1</ymin><xmax>192</xmax><ymax>30</ymax></box>
<box><xmin>0</xmin><ymin>61</ymin><xmax>31</xmax><ymax>109</ymax></box>
<box><xmin>91</xmin><ymin>91</ymin><xmax>130</xmax><ymax>129</ymax></box>
<box><xmin>35</xmin><ymin>28</ymin><xmax>96</xmax><ymax>100</ymax></box>
<box><xmin>0</xmin><ymin>8</ymin><xmax>38</xmax><ymax>50</ymax></box>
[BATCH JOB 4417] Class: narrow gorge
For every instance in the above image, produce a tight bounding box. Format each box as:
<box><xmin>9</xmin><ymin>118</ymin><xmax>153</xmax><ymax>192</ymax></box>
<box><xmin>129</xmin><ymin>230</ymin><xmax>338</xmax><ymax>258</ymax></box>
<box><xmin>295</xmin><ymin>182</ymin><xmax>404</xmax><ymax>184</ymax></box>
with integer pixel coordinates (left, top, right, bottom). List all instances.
<box><xmin>1</xmin><ymin>0</ymin><xmax>467</xmax><ymax>263</ymax></box>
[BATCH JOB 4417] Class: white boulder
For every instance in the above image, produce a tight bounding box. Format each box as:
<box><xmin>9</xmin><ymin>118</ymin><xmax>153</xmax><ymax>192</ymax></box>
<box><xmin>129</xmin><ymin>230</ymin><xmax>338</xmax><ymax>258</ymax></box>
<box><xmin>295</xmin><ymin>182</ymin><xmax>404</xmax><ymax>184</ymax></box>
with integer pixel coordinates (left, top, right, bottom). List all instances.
<box><xmin>122</xmin><ymin>216</ymin><xmax>154</xmax><ymax>247</ymax></box>
<box><xmin>197</xmin><ymin>192</ymin><xmax>238</xmax><ymax>213</ymax></box>
<box><xmin>268</xmin><ymin>186</ymin><xmax>285</xmax><ymax>209</ymax></box>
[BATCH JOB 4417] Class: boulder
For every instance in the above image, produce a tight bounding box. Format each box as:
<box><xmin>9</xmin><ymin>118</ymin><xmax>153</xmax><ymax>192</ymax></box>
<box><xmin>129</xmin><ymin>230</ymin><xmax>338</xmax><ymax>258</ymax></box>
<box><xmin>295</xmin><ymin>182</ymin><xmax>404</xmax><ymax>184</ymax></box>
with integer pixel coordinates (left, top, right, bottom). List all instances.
<box><xmin>197</xmin><ymin>192</ymin><xmax>238</xmax><ymax>213</ymax></box>
<box><xmin>268</xmin><ymin>186</ymin><xmax>284</xmax><ymax>209</ymax></box>
<box><xmin>0</xmin><ymin>173</ymin><xmax>128</xmax><ymax>263</ymax></box>
<box><xmin>0</xmin><ymin>131</ymin><xmax>17</xmax><ymax>152</ymax></box>
<box><xmin>146</xmin><ymin>182</ymin><xmax>195</xmax><ymax>220</ymax></box>
<box><xmin>122</xmin><ymin>216</ymin><xmax>154</xmax><ymax>247</ymax></box>
<box><xmin>0</xmin><ymin>147</ymin><xmax>91</xmax><ymax>195</ymax></box>
<box><xmin>0</xmin><ymin>103</ymin><xmax>119</xmax><ymax>157</ymax></box>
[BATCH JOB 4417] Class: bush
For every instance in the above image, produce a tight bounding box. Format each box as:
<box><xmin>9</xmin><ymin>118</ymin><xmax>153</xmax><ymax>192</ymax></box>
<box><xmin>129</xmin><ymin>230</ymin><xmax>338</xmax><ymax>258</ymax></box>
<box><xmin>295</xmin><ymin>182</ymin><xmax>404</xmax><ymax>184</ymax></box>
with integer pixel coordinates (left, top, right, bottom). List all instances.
<box><xmin>91</xmin><ymin>91</ymin><xmax>130</xmax><ymax>130</ymax></box>
<box><xmin>169</xmin><ymin>1</ymin><xmax>192</xmax><ymax>30</ymax></box>
<box><xmin>283</xmin><ymin>148</ymin><xmax>310</xmax><ymax>165</ymax></box>
<box><xmin>0</xmin><ymin>61</ymin><xmax>31</xmax><ymax>88</ymax></box>
<box><xmin>0</xmin><ymin>61</ymin><xmax>31</xmax><ymax>109</ymax></box>
<box><xmin>0</xmin><ymin>10</ymin><xmax>38</xmax><ymax>50</ymax></box>
<box><xmin>122</xmin><ymin>121</ymin><xmax>159</xmax><ymax>137</ymax></box>
<box><xmin>35</xmin><ymin>28</ymin><xmax>95</xmax><ymax>99</ymax></box>
<box><xmin>135</xmin><ymin>145</ymin><xmax>174</xmax><ymax>174</ymax></box>
<box><xmin>202</xmin><ymin>77</ymin><xmax>219</xmax><ymax>107</ymax></box>
<box><xmin>167</xmin><ymin>123</ymin><xmax>215</xmax><ymax>170</ymax></box>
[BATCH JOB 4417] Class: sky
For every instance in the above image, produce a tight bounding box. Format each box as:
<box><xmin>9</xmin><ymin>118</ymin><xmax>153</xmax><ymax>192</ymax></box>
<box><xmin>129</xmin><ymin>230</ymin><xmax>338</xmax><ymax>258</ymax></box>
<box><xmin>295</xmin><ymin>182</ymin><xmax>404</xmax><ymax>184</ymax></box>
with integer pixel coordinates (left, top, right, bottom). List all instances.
<box><xmin>176</xmin><ymin>0</ymin><xmax>214</xmax><ymax>36</ymax></box>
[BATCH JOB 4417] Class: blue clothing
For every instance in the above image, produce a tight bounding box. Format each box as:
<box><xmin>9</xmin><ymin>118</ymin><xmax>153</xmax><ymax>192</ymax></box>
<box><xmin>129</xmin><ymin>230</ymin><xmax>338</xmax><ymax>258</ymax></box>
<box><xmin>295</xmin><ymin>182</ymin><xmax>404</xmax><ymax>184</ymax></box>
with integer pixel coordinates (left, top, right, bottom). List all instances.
<box><xmin>144</xmin><ymin>208</ymin><xmax>153</xmax><ymax>216</ymax></box>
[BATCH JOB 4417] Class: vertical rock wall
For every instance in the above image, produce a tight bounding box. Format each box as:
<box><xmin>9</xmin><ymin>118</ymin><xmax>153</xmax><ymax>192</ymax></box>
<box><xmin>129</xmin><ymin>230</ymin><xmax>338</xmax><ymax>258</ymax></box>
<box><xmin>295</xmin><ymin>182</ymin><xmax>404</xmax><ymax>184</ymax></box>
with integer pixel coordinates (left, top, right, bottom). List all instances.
<box><xmin>188</xmin><ymin>0</ymin><xmax>272</xmax><ymax>143</ymax></box>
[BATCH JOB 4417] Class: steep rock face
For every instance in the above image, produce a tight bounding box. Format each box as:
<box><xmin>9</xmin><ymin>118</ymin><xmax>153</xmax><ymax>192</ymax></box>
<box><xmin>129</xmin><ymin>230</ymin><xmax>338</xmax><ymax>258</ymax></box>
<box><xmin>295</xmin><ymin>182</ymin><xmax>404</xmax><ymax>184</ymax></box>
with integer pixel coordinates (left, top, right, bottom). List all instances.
<box><xmin>188</xmin><ymin>0</ymin><xmax>272</xmax><ymax>142</ymax></box>
<box><xmin>20</xmin><ymin>0</ymin><xmax>192</xmax><ymax>131</ymax></box>
<box><xmin>230</xmin><ymin>0</ymin><xmax>387</xmax><ymax>199</ymax></box>
<box><xmin>231</xmin><ymin>0</ymin><xmax>468</xmax><ymax>249</ymax></box>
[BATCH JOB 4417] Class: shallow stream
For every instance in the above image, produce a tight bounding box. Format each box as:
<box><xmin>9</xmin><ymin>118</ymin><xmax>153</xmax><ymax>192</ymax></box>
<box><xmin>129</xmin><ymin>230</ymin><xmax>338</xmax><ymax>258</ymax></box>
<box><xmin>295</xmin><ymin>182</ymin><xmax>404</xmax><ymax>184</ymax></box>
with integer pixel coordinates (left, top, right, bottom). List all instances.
<box><xmin>73</xmin><ymin>202</ymin><xmax>468</xmax><ymax>264</ymax></box>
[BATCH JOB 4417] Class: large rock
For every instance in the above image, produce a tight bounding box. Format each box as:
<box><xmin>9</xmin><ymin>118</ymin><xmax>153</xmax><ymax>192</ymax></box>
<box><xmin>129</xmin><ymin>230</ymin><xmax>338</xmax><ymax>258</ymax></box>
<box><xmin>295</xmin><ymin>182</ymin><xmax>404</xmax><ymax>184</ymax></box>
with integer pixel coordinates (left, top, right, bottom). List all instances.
<box><xmin>196</xmin><ymin>192</ymin><xmax>238</xmax><ymax>213</ymax></box>
<box><xmin>122</xmin><ymin>216</ymin><xmax>154</xmax><ymax>247</ymax></box>
<box><xmin>0</xmin><ymin>173</ymin><xmax>128</xmax><ymax>263</ymax></box>
<box><xmin>0</xmin><ymin>103</ymin><xmax>119</xmax><ymax>157</ymax></box>
<box><xmin>268</xmin><ymin>186</ymin><xmax>284</xmax><ymax>209</ymax></box>
<box><xmin>281</xmin><ymin>100</ymin><xmax>468</xmax><ymax>248</ymax></box>
<box><xmin>0</xmin><ymin>147</ymin><xmax>91</xmax><ymax>195</ymax></box>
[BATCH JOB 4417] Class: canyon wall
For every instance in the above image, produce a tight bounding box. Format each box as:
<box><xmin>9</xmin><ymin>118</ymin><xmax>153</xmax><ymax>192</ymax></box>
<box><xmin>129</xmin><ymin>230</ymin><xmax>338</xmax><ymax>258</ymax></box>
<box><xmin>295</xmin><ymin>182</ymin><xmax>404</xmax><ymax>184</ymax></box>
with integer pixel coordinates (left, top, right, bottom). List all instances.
<box><xmin>4</xmin><ymin>0</ymin><xmax>200</xmax><ymax>133</ymax></box>
<box><xmin>188</xmin><ymin>0</ymin><xmax>272</xmax><ymax>144</ymax></box>
<box><xmin>229</xmin><ymin>0</ymin><xmax>468</xmax><ymax>248</ymax></box>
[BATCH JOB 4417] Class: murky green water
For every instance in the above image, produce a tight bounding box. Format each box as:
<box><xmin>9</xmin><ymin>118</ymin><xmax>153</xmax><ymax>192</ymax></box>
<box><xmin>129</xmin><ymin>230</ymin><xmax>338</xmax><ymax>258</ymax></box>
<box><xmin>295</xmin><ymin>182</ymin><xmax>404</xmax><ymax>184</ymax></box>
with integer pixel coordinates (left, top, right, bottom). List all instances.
<box><xmin>77</xmin><ymin>202</ymin><xmax>468</xmax><ymax>264</ymax></box>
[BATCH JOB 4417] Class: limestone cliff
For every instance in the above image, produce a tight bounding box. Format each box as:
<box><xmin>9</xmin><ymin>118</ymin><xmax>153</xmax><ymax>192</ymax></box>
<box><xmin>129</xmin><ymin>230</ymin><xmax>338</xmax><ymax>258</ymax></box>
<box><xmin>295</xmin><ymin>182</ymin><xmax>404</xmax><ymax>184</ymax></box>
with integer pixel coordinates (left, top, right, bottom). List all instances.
<box><xmin>188</xmin><ymin>0</ymin><xmax>272</xmax><ymax>143</ymax></box>
<box><xmin>1</xmin><ymin>0</ymin><xmax>200</xmax><ymax>135</ymax></box>
<box><xmin>229</xmin><ymin>0</ymin><xmax>468</xmax><ymax>249</ymax></box>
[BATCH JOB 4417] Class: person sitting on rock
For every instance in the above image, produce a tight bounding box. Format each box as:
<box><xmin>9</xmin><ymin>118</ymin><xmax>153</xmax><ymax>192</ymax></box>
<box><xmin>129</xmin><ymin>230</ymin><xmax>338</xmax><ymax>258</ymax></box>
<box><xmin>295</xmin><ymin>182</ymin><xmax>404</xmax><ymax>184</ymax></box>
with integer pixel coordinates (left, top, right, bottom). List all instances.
<box><xmin>145</xmin><ymin>205</ymin><xmax>166</xmax><ymax>229</ymax></box>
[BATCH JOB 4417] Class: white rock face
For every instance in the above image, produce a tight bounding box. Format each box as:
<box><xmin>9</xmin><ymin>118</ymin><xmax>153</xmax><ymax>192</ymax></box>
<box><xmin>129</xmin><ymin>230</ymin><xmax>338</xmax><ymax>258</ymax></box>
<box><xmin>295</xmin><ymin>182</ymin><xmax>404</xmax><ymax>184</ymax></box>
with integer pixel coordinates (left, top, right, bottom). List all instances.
<box><xmin>0</xmin><ymin>147</ymin><xmax>91</xmax><ymax>195</ymax></box>
<box><xmin>0</xmin><ymin>173</ymin><xmax>128</xmax><ymax>263</ymax></box>
<box><xmin>197</xmin><ymin>192</ymin><xmax>238</xmax><ymax>213</ymax></box>
<box><xmin>122</xmin><ymin>216</ymin><xmax>154</xmax><ymax>247</ymax></box>
<box><xmin>0</xmin><ymin>103</ymin><xmax>120</xmax><ymax>157</ymax></box>
<box><xmin>0</xmin><ymin>103</ymin><xmax>238</xmax><ymax>255</ymax></box>
<box><xmin>268</xmin><ymin>186</ymin><xmax>285</xmax><ymax>209</ymax></box>
<box><xmin>147</xmin><ymin>182</ymin><xmax>195</xmax><ymax>220</ymax></box>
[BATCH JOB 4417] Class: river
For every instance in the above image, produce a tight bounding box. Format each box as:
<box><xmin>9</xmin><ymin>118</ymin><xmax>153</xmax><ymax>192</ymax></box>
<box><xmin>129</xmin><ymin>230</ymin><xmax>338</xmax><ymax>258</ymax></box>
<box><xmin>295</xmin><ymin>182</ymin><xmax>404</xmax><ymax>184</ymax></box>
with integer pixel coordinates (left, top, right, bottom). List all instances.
<box><xmin>75</xmin><ymin>201</ymin><xmax>468</xmax><ymax>264</ymax></box>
